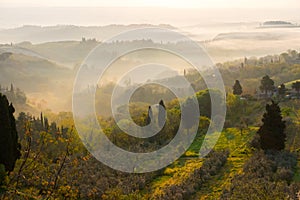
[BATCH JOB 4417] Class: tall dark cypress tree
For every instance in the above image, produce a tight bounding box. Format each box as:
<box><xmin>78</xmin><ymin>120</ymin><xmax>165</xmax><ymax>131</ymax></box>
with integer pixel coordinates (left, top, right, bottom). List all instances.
<box><xmin>158</xmin><ymin>100</ymin><xmax>166</xmax><ymax>128</ymax></box>
<box><xmin>44</xmin><ymin>117</ymin><xmax>49</xmax><ymax>131</ymax></box>
<box><xmin>257</xmin><ymin>101</ymin><xmax>286</xmax><ymax>151</ymax></box>
<box><xmin>10</xmin><ymin>84</ymin><xmax>14</xmax><ymax>93</ymax></box>
<box><xmin>233</xmin><ymin>80</ymin><xmax>243</xmax><ymax>95</ymax></box>
<box><xmin>146</xmin><ymin>106</ymin><xmax>153</xmax><ymax>125</ymax></box>
<box><xmin>0</xmin><ymin>93</ymin><xmax>21</xmax><ymax>172</ymax></box>
<box><xmin>40</xmin><ymin>112</ymin><xmax>44</xmax><ymax>129</ymax></box>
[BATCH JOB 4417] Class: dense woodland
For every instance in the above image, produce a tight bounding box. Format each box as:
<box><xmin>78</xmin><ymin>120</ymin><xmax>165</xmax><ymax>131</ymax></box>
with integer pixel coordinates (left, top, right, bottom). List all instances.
<box><xmin>1</xmin><ymin>50</ymin><xmax>300</xmax><ymax>199</ymax></box>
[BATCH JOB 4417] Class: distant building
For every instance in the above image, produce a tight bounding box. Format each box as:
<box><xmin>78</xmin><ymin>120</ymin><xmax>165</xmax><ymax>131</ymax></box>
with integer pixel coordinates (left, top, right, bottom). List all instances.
<box><xmin>256</xmin><ymin>88</ymin><xmax>277</xmax><ymax>99</ymax></box>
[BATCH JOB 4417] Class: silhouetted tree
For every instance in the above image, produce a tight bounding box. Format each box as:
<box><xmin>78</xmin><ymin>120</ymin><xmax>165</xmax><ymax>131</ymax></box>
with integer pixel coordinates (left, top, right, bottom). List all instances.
<box><xmin>40</xmin><ymin>112</ymin><xmax>44</xmax><ymax>128</ymax></box>
<box><xmin>257</xmin><ymin>101</ymin><xmax>286</xmax><ymax>151</ymax></box>
<box><xmin>44</xmin><ymin>117</ymin><xmax>49</xmax><ymax>131</ymax></box>
<box><xmin>146</xmin><ymin>106</ymin><xmax>153</xmax><ymax>125</ymax></box>
<box><xmin>0</xmin><ymin>93</ymin><xmax>21</xmax><ymax>172</ymax></box>
<box><xmin>233</xmin><ymin>80</ymin><xmax>243</xmax><ymax>95</ymax></box>
<box><xmin>10</xmin><ymin>84</ymin><xmax>14</xmax><ymax>93</ymax></box>
<box><xmin>259</xmin><ymin>75</ymin><xmax>275</xmax><ymax>96</ymax></box>
<box><xmin>244</xmin><ymin>57</ymin><xmax>248</xmax><ymax>66</ymax></box>
<box><xmin>158</xmin><ymin>100</ymin><xmax>166</xmax><ymax>128</ymax></box>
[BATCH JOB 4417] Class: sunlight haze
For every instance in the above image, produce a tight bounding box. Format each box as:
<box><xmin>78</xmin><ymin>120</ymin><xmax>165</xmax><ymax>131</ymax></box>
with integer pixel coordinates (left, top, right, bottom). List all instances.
<box><xmin>1</xmin><ymin>0</ymin><xmax>300</xmax><ymax>8</ymax></box>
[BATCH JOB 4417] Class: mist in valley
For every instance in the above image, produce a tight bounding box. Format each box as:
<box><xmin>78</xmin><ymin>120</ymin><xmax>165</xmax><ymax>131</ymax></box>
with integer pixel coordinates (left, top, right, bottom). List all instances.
<box><xmin>1</xmin><ymin>20</ymin><xmax>300</xmax><ymax>114</ymax></box>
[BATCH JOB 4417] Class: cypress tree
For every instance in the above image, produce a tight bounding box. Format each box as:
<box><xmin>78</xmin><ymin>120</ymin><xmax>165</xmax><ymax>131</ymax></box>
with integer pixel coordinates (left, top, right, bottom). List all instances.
<box><xmin>0</xmin><ymin>93</ymin><xmax>21</xmax><ymax>172</ymax></box>
<box><xmin>158</xmin><ymin>100</ymin><xmax>166</xmax><ymax>128</ymax></box>
<box><xmin>40</xmin><ymin>112</ymin><xmax>44</xmax><ymax>128</ymax></box>
<box><xmin>233</xmin><ymin>80</ymin><xmax>243</xmax><ymax>95</ymax></box>
<box><xmin>10</xmin><ymin>84</ymin><xmax>14</xmax><ymax>92</ymax></box>
<box><xmin>44</xmin><ymin>117</ymin><xmax>49</xmax><ymax>131</ymax></box>
<box><xmin>257</xmin><ymin>101</ymin><xmax>286</xmax><ymax>151</ymax></box>
<box><xmin>146</xmin><ymin>106</ymin><xmax>153</xmax><ymax>125</ymax></box>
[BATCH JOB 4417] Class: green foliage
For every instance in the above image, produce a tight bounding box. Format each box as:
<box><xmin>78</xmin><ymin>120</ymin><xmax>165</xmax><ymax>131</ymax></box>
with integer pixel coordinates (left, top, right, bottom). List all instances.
<box><xmin>1</xmin><ymin>96</ymin><xmax>299</xmax><ymax>199</ymax></box>
<box><xmin>130</xmin><ymin>84</ymin><xmax>177</xmax><ymax>105</ymax></box>
<box><xmin>259</xmin><ymin>75</ymin><xmax>275</xmax><ymax>94</ymax></box>
<box><xmin>258</xmin><ymin>101</ymin><xmax>286</xmax><ymax>151</ymax></box>
<box><xmin>193</xmin><ymin>128</ymin><xmax>257</xmax><ymax>199</ymax></box>
<box><xmin>1</xmin><ymin>48</ymin><xmax>300</xmax><ymax>198</ymax></box>
<box><xmin>182</xmin><ymin>97</ymin><xmax>199</xmax><ymax>132</ymax></box>
<box><xmin>212</xmin><ymin>50</ymin><xmax>300</xmax><ymax>94</ymax></box>
<box><xmin>285</xmin><ymin>79</ymin><xmax>300</xmax><ymax>89</ymax></box>
<box><xmin>195</xmin><ymin>89</ymin><xmax>224</xmax><ymax>118</ymax></box>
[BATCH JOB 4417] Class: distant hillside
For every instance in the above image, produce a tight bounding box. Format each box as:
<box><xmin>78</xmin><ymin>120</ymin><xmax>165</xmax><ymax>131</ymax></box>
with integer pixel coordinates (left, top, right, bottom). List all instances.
<box><xmin>263</xmin><ymin>21</ymin><xmax>293</xmax><ymax>26</ymax></box>
<box><xmin>212</xmin><ymin>31</ymin><xmax>284</xmax><ymax>41</ymax></box>
<box><xmin>16</xmin><ymin>40</ymin><xmax>99</xmax><ymax>67</ymax></box>
<box><xmin>0</xmin><ymin>52</ymin><xmax>73</xmax><ymax>112</ymax></box>
<box><xmin>0</xmin><ymin>24</ymin><xmax>176</xmax><ymax>44</ymax></box>
<box><xmin>1</xmin><ymin>23</ymin><xmax>300</xmax><ymax>64</ymax></box>
<box><xmin>260</xmin><ymin>21</ymin><xmax>299</xmax><ymax>28</ymax></box>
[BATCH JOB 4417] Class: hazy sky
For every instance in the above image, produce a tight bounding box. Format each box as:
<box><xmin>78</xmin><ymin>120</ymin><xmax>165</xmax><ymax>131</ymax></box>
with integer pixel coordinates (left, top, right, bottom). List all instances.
<box><xmin>0</xmin><ymin>0</ymin><xmax>299</xmax><ymax>28</ymax></box>
<box><xmin>1</xmin><ymin>0</ymin><xmax>299</xmax><ymax>8</ymax></box>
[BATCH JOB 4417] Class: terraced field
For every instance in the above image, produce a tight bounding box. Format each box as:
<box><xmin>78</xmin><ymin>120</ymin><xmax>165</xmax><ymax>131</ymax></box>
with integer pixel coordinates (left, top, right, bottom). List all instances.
<box><xmin>149</xmin><ymin>158</ymin><xmax>204</xmax><ymax>198</ymax></box>
<box><xmin>194</xmin><ymin>127</ymin><xmax>257</xmax><ymax>199</ymax></box>
<box><xmin>137</xmin><ymin>127</ymin><xmax>257</xmax><ymax>199</ymax></box>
